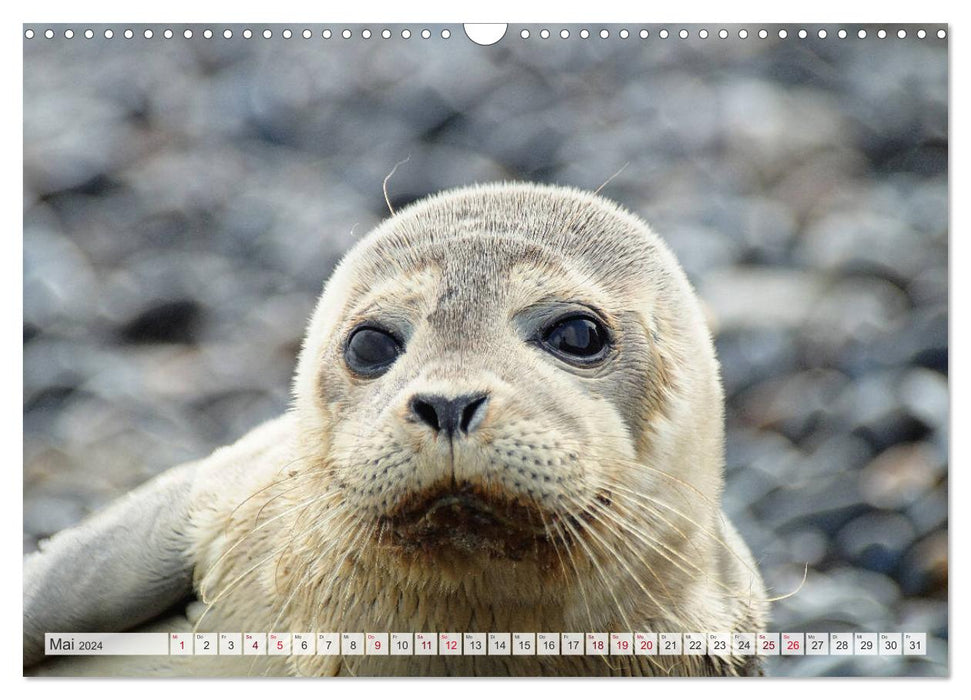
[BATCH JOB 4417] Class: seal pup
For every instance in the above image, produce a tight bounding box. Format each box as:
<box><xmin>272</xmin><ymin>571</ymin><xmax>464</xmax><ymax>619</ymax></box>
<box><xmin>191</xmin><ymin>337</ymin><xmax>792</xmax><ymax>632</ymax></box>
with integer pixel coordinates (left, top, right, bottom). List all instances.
<box><xmin>24</xmin><ymin>182</ymin><xmax>767</xmax><ymax>676</ymax></box>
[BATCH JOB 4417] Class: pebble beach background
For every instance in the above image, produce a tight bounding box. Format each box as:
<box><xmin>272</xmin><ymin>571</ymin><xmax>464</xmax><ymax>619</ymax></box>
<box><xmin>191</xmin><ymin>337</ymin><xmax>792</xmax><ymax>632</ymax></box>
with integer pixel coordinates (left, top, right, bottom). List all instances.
<box><xmin>23</xmin><ymin>24</ymin><xmax>948</xmax><ymax>676</ymax></box>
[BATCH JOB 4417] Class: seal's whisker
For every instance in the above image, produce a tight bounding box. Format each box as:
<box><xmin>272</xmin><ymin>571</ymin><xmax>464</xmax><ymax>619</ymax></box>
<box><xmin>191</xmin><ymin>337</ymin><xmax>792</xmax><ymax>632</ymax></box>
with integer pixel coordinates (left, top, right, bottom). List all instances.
<box><xmin>227</xmin><ymin>453</ymin><xmax>322</xmax><ymax>518</ymax></box>
<box><xmin>273</xmin><ymin>495</ymin><xmax>352</xmax><ymax>589</ymax></box>
<box><xmin>204</xmin><ymin>504</ymin><xmax>352</xmax><ymax>632</ymax></box>
<box><xmin>193</xmin><ymin>547</ymin><xmax>282</xmax><ymax>633</ymax></box>
<box><xmin>600</xmin><ymin>454</ymin><xmax>720</xmax><ymax>510</ymax></box>
<box><xmin>596</xmin><ymin>476</ymin><xmax>763</xmax><ymax>582</ymax></box>
<box><xmin>565</xmin><ymin>489</ymin><xmax>691</xmax><ymax>621</ymax></box>
<box><xmin>594</xmin><ymin>498</ymin><xmax>707</xmax><ymax>579</ymax></box>
<box><xmin>382</xmin><ymin>155</ymin><xmax>411</xmax><ymax>217</ymax></box>
<box><xmin>271</xmin><ymin>511</ymin><xmax>365</xmax><ymax>643</ymax></box>
<box><xmin>535</xmin><ymin>506</ymin><xmax>569</xmax><ymax>579</ymax></box>
<box><xmin>575</xmin><ymin>493</ymin><xmax>690</xmax><ymax>616</ymax></box>
<box><xmin>254</xmin><ymin>478</ymin><xmax>330</xmax><ymax>526</ymax></box>
<box><xmin>198</xmin><ymin>494</ymin><xmax>323</xmax><ymax>596</ymax></box>
<box><xmin>553</xmin><ymin>505</ymin><xmax>632</xmax><ymax>673</ymax></box>
<box><xmin>584</xmin><ymin>474</ymin><xmax>710</xmax><ymax>576</ymax></box>
<box><xmin>546</xmin><ymin>516</ymin><xmax>601</xmax><ymax>660</ymax></box>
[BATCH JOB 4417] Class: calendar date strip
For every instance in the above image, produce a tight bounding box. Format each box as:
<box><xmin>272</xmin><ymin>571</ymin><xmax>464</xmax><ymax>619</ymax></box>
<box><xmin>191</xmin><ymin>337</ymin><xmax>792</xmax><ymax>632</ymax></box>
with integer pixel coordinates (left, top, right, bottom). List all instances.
<box><xmin>44</xmin><ymin>631</ymin><xmax>928</xmax><ymax>657</ymax></box>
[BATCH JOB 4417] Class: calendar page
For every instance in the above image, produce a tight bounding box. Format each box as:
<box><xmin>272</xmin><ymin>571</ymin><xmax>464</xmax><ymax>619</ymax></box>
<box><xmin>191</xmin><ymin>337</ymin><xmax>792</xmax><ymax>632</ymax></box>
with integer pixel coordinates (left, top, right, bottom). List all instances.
<box><xmin>22</xmin><ymin>17</ymin><xmax>948</xmax><ymax>679</ymax></box>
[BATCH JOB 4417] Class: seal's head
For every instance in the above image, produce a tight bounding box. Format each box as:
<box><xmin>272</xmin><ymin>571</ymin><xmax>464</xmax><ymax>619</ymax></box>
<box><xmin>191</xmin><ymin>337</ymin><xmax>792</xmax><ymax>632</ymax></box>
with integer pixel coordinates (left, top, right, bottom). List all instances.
<box><xmin>288</xmin><ymin>182</ymin><xmax>735</xmax><ymax>632</ymax></box>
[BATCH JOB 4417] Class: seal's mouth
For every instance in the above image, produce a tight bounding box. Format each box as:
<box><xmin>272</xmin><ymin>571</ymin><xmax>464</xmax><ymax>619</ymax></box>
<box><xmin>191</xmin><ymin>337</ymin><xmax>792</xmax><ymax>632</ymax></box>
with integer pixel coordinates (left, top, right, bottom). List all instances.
<box><xmin>377</xmin><ymin>482</ymin><xmax>554</xmax><ymax>560</ymax></box>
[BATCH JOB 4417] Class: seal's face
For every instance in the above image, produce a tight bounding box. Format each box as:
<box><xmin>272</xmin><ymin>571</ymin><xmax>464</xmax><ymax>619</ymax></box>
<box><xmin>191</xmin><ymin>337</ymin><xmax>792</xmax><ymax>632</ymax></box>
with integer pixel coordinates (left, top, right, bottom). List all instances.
<box><xmin>290</xmin><ymin>183</ymin><xmax>725</xmax><ymax>614</ymax></box>
<box><xmin>332</xmin><ymin>244</ymin><xmax>629</xmax><ymax>567</ymax></box>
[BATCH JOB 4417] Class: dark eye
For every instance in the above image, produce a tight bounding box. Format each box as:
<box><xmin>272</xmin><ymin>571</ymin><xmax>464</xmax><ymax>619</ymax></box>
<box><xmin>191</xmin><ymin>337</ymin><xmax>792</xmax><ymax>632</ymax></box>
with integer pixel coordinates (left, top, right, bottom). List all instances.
<box><xmin>541</xmin><ymin>316</ymin><xmax>610</xmax><ymax>364</ymax></box>
<box><xmin>345</xmin><ymin>326</ymin><xmax>402</xmax><ymax>377</ymax></box>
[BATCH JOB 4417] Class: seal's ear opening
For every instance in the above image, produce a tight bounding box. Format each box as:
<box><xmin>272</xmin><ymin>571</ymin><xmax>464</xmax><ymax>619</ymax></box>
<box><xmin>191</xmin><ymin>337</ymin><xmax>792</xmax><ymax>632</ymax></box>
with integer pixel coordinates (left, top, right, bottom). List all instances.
<box><xmin>23</xmin><ymin>461</ymin><xmax>199</xmax><ymax>668</ymax></box>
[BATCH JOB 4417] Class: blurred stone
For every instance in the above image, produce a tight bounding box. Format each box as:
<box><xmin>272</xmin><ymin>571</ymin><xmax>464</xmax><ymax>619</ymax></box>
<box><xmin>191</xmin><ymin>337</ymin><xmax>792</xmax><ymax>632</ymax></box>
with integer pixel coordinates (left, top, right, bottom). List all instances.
<box><xmin>773</xmin><ymin>150</ymin><xmax>867</xmax><ymax>224</ymax></box>
<box><xmin>907</xmin><ymin>486</ymin><xmax>948</xmax><ymax>538</ymax></box>
<box><xmin>118</xmin><ymin>299</ymin><xmax>203</xmax><ymax>345</ymax></box>
<box><xmin>897</xmin><ymin>368</ymin><xmax>948</xmax><ymax>433</ymax></box>
<box><xmin>241</xmin><ymin>293</ymin><xmax>315</xmax><ymax>354</ymax></box>
<box><xmin>855</xmin><ymin>410</ymin><xmax>933</xmax><ymax>455</ymax></box>
<box><xmin>901</xmin><ymin>177</ymin><xmax>948</xmax><ymax>239</ymax></box>
<box><xmin>701</xmin><ymin>267</ymin><xmax>827</xmax><ymax>333</ymax></box>
<box><xmin>720</xmin><ymin>79</ymin><xmax>847</xmax><ymax>177</ymax></box>
<box><xmin>24</xmin><ymin>93</ymin><xmax>139</xmax><ymax>195</ymax></box>
<box><xmin>98</xmin><ymin>250</ymin><xmax>249</xmax><ymax>332</ymax></box>
<box><xmin>899</xmin><ymin>531</ymin><xmax>948</xmax><ymax>598</ymax></box>
<box><xmin>831</xmin><ymin>371</ymin><xmax>897</xmax><ymax>426</ymax></box>
<box><xmin>836</xmin><ymin>512</ymin><xmax>915</xmax><ymax>574</ymax></box>
<box><xmin>657</xmin><ymin>222</ymin><xmax>742</xmax><ymax>279</ymax></box>
<box><xmin>353</xmin><ymin>145</ymin><xmax>505</xmax><ymax>211</ymax></box>
<box><xmin>858</xmin><ymin>306</ymin><xmax>947</xmax><ymax>373</ymax></box>
<box><xmin>648</xmin><ymin>76</ymin><xmax>722</xmax><ymax>154</ymax></box>
<box><xmin>908</xmin><ymin>265</ymin><xmax>947</xmax><ymax>306</ymax></box>
<box><xmin>245</xmin><ymin>56</ymin><xmax>317</xmax><ymax>143</ymax></box>
<box><xmin>737</xmin><ymin>197</ymin><xmax>798</xmax><ymax>265</ymax></box>
<box><xmin>805</xmin><ymin>276</ymin><xmax>910</xmax><ymax>350</ymax></box>
<box><xmin>23</xmin><ymin>443</ymin><xmax>77</xmax><ymax>487</ymax></box>
<box><xmin>859</xmin><ymin>443</ymin><xmax>943</xmax><ymax>509</ymax></box>
<box><xmin>724</xmin><ymin>469</ymin><xmax>782</xmax><ymax>517</ymax></box>
<box><xmin>735</xmin><ymin>370</ymin><xmax>847</xmax><ymax>442</ymax></box>
<box><xmin>828</xmin><ymin>371</ymin><xmax>937</xmax><ymax>452</ymax></box>
<box><xmin>24</xmin><ymin>496</ymin><xmax>87</xmax><ymax>539</ymax></box>
<box><xmin>716</xmin><ymin>327</ymin><xmax>799</xmax><ymax>398</ymax></box>
<box><xmin>897</xmin><ymin>597</ymin><xmax>948</xmax><ymax>639</ymax></box>
<box><xmin>795</xmin><ymin>433</ymin><xmax>874</xmax><ymax>478</ymax></box>
<box><xmin>755</xmin><ymin>470</ymin><xmax>864</xmax><ymax>534</ymax></box>
<box><xmin>125</xmin><ymin>146</ymin><xmax>248</xmax><ymax>217</ymax></box>
<box><xmin>901</xmin><ymin>656</ymin><xmax>948</xmax><ymax>677</ymax></box>
<box><xmin>23</xmin><ymin>339</ymin><xmax>94</xmax><ymax>408</ymax></box>
<box><xmin>796</xmin><ymin>205</ymin><xmax>930</xmax><ymax>282</ymax></box>
<box><xmin>23</xmin><ymin>223</ymin><xmax>99</xmax><ymax>331</ymax></box>
<box><xmin>726</xmin><ymin>428</ymin><xmax>794</xmax><ymax>472</ymax></box>
<box><xmin>191</xmin><ymin>389</ymin><xmax>285</xmax><ymax>445</ymax></box>
<box><xmin>767</xmin><ymin>565</ymin><xmax>900</xmax><ymax>628</ymax></box>
<box><xmin>782</xmin><ymin>528</ymin><xmax>829</xmax><ymax>567</ymax></box>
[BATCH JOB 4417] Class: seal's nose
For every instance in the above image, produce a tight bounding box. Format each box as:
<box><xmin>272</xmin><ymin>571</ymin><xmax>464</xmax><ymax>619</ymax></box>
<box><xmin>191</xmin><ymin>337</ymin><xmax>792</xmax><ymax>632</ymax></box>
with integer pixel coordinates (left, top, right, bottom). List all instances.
<box><xmin>409</xmin><ymin>393</ymin><xmax>490</xmax><ymax>437</ymax></box>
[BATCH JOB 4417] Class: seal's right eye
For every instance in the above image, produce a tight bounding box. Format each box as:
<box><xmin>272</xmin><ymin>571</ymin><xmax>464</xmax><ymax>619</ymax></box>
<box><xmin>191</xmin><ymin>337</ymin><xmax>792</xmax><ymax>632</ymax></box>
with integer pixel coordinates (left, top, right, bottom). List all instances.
<box><xmin>345</xmin><ymin>327</ymin><xmax>402</xmax><ymax>377</ymax></box>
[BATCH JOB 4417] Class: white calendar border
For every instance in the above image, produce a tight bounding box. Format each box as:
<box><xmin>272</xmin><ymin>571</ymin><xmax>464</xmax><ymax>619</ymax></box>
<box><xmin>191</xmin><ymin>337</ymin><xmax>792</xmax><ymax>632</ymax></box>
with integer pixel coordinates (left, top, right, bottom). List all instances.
<box><xmin>9</xmin><ymin>2</ymin><xmax>959</xmax><ymax>700</ymax></box>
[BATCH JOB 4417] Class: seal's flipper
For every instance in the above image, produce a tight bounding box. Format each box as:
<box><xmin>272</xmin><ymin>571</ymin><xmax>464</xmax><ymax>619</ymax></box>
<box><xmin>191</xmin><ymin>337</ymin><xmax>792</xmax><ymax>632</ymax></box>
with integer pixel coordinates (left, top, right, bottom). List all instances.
<box><xmin>23</xmin><ymin>460</ymin><xmax>200</xmax><ymax>668</ymax></box>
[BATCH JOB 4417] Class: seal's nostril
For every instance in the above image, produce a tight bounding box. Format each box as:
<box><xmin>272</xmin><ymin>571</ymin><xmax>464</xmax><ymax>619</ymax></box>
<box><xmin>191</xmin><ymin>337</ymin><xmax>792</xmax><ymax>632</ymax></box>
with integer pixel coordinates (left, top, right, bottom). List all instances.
<box><xmin>460</xmin><ymin>395</ymin><xmax>489</xmax><ymax>434</ymax></box>
<box><xmin>410</xmin><ymin>397</ymin><xmax>440</xmax><ymax>432</ymax></box>
<box><xmin>409</xmin><ymin>393</ymin><xmax>490</xmax><ymax>436</ymax></box>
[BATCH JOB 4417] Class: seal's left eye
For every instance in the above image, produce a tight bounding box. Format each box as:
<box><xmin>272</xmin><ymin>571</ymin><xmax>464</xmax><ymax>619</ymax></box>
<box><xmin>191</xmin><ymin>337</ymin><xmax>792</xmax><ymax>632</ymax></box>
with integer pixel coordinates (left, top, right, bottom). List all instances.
<box><xmin>541</xmin><ymin>316</ymin><xmax>610</xmax><ymax>364</ymax></box>
<box><xmin>345</xmin><ymin>327</ymin><xmax>402</xmax><ymax>377</ymax></box>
